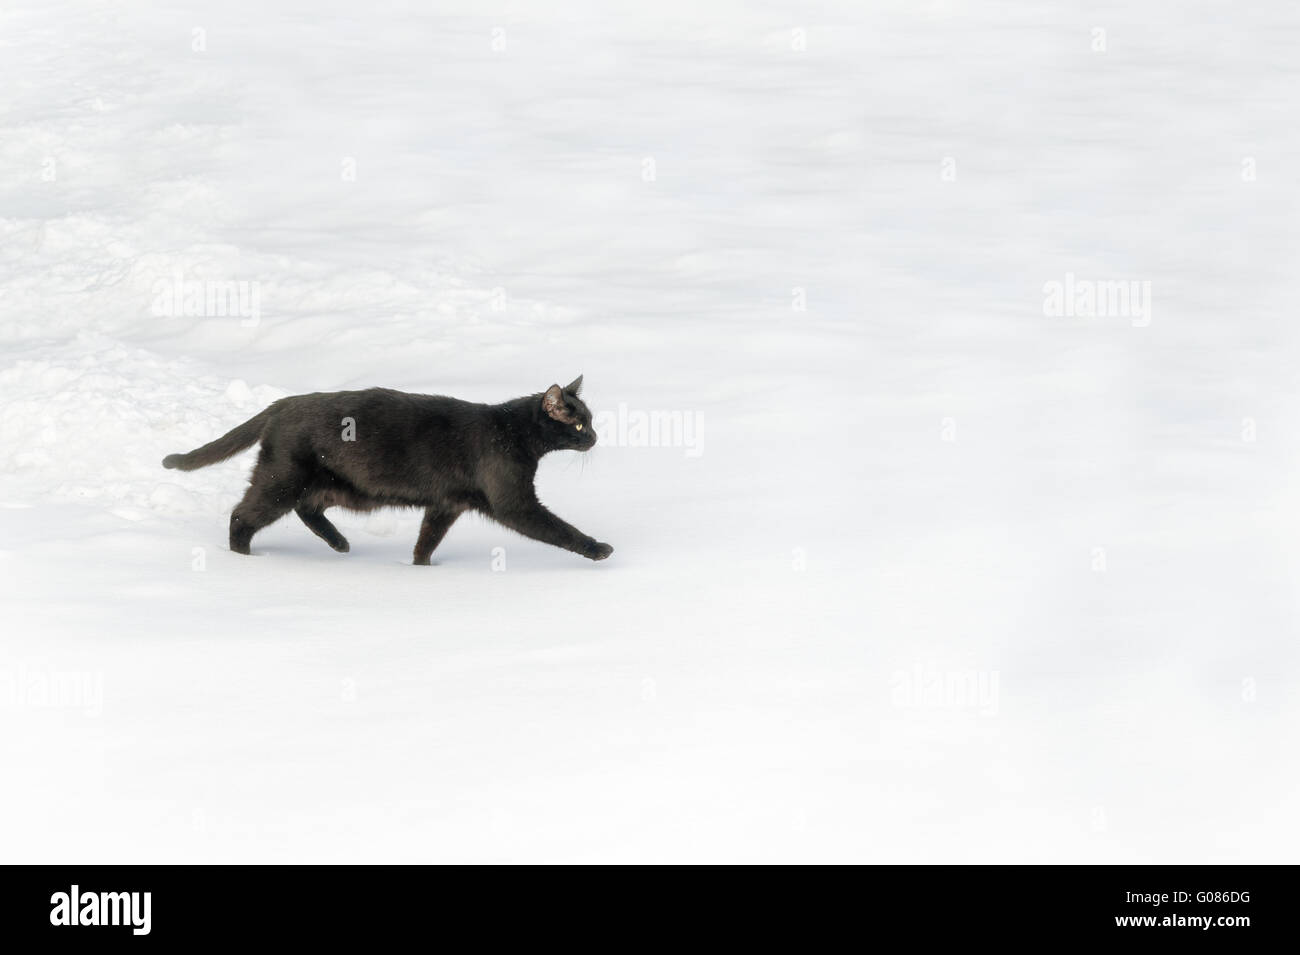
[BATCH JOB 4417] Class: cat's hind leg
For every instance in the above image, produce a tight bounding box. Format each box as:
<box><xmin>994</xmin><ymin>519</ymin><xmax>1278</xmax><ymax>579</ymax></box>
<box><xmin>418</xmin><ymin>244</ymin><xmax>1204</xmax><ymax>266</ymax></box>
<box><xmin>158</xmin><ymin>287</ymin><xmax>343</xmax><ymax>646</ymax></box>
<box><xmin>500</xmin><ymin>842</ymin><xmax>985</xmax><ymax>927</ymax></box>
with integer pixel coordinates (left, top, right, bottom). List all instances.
<box><xmin>413</xmin><ymin>505</ymin><xmax>465</xmax><ymax>565</ymax></box>
<box><xmin>229</xmin><ymin>453</ymin><xmax>306</xmax><ymax>555</ymax></box>
<box><xmin>296</xmin><ymin>506</ymin><xmax>350</xmax><ymax>553</ymax></box>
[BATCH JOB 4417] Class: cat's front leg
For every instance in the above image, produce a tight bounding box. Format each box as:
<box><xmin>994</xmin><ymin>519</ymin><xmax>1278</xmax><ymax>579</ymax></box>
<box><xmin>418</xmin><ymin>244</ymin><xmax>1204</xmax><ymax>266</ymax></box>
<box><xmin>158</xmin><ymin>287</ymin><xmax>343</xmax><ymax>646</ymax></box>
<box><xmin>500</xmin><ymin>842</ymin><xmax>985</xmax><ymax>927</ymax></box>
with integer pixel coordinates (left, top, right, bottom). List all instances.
<box><xmin>491</xmin><ymin>502</ymin><xmax>612</xmax><ymax>561</ymax></box>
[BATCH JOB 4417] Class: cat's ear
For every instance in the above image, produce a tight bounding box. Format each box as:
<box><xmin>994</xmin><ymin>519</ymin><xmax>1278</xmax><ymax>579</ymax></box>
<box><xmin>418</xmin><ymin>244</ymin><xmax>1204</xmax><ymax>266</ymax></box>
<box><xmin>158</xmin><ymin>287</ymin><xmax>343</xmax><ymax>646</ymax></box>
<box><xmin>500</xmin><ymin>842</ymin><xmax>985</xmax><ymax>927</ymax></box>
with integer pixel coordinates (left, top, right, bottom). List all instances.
<box><xmin>542</xmin><ymin>384</ymin><xmax>568</xmax><ymax>420</ymax></box>
<box><xmin>565</xmin><ymin>374</ymin><xmax>583</xmax><ymax>397</ymax></box>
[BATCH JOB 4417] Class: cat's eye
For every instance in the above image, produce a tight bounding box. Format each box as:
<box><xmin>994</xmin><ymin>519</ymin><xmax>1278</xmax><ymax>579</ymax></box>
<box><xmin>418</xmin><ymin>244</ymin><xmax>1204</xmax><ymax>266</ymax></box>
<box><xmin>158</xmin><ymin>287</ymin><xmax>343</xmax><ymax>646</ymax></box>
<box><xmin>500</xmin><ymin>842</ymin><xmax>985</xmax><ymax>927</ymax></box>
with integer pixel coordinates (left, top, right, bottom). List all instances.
<box><xmin>575</xmin><ymin>424</ymin><xmax>583</xmax><ymax>431</ymax></box>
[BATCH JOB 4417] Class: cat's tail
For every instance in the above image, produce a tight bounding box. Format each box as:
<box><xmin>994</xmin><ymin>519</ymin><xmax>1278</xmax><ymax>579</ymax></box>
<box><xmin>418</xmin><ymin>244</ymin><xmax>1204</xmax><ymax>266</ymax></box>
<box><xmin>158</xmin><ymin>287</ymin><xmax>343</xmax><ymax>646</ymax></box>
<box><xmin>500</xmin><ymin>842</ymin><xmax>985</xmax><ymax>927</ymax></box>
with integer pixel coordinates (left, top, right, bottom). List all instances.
<box><xmin>162</xmin><ymin>405</ymin><xmax>276</xmax><ymax>471</ymax></box>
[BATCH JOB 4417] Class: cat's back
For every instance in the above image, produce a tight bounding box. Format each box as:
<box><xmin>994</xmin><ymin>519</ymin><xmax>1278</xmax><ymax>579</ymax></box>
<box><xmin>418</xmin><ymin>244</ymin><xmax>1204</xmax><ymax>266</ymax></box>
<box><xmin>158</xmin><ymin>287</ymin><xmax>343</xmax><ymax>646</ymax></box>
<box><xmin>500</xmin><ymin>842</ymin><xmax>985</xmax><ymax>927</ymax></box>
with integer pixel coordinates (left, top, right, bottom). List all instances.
<box><xmin>278</xmin><ymin>386</ymin><xmax>481</xmax><ymax>418</ymax></box>
<box><xmin>273</xmin><ymin>387</ymin><xmax>494</xmax><ymax>451</ymax></box>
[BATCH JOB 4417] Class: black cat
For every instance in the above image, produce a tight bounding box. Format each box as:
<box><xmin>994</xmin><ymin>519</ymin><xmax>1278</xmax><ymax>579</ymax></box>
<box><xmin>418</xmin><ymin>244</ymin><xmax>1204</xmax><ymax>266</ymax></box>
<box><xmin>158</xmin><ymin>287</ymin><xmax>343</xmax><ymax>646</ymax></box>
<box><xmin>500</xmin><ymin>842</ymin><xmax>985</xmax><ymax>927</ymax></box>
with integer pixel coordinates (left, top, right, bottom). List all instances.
<box><xmin>162</xmin><ymin>376</ymin><xmax>613</xmax><ymax>565</ymax></box>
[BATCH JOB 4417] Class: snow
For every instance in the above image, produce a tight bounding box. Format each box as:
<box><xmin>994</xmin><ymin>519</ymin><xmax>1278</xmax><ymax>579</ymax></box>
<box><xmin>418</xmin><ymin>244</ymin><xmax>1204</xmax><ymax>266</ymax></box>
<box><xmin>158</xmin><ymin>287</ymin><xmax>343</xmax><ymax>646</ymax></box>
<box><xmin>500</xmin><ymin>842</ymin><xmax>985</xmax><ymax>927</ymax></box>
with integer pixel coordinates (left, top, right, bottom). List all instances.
<box><xmin>2</xmin><ymin>0</ymin><xmax>1298</xmax><ymax>862</ymax></box>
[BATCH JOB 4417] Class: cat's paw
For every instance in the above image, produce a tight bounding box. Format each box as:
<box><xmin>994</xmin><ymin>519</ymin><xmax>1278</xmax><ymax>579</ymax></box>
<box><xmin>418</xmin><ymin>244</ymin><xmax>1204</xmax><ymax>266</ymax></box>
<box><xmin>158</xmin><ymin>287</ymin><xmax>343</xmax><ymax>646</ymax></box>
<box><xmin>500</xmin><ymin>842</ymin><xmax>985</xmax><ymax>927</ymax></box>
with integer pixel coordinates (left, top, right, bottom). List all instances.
<box><xmin>587</xmin><ymin>541</ymin><xmax>614</xmax><ymax>561</ymax></box>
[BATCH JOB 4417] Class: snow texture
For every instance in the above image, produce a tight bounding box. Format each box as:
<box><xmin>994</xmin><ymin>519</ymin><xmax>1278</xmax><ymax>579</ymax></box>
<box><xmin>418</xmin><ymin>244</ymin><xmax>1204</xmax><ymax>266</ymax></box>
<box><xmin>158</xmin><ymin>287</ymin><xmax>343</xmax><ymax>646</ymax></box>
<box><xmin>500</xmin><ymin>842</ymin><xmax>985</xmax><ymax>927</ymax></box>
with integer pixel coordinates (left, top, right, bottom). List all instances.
<box><xmin>1</xmin><ymin>0</ymin><xmax>1297</xmax><ymax>862</ymax></box>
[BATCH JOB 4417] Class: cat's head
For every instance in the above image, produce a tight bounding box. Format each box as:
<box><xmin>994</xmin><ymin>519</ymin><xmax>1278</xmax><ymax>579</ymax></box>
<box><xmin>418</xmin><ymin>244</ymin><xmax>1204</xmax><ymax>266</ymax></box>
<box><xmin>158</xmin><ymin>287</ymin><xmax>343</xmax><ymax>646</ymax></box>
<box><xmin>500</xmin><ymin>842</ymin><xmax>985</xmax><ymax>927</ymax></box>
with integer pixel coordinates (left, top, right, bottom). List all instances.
<box><xmin>541</xmin><ymin>375</ymin><xmax>597</xmax><ymax>451</ymax></box>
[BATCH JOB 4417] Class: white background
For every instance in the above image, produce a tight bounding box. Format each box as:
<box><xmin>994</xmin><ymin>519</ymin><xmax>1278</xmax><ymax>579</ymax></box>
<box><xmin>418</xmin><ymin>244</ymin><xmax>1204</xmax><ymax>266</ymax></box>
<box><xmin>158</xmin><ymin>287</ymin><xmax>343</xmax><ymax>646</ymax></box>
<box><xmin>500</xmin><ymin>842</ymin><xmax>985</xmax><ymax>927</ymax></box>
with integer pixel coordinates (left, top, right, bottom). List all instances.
<box><xmin>1</xmin><ymin>0</ymin><xmax>1297</xmax><ymax>862</ymax></box>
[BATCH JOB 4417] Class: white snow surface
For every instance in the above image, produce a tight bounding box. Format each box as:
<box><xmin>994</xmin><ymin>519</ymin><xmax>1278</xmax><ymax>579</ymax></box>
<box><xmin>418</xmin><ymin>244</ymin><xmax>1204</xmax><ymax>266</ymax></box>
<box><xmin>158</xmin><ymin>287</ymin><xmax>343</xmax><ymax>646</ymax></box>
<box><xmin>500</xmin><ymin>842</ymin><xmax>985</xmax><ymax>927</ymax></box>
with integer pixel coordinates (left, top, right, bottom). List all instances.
<box><xmin>2</xmin><ymin>0</ymin><xmax>1298</xmax><ymax>862</ymax></box>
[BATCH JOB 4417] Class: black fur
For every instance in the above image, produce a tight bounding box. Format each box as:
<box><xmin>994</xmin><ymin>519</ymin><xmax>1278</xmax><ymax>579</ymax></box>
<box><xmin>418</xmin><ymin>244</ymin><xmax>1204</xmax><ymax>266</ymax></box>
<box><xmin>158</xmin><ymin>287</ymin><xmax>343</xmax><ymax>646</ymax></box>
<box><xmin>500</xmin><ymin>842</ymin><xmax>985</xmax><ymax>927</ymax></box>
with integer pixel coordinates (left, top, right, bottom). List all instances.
<box><xmin>162</xmin><ymin>376</ymin><xmax>613</xmax><ymax>564</ymax></box>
